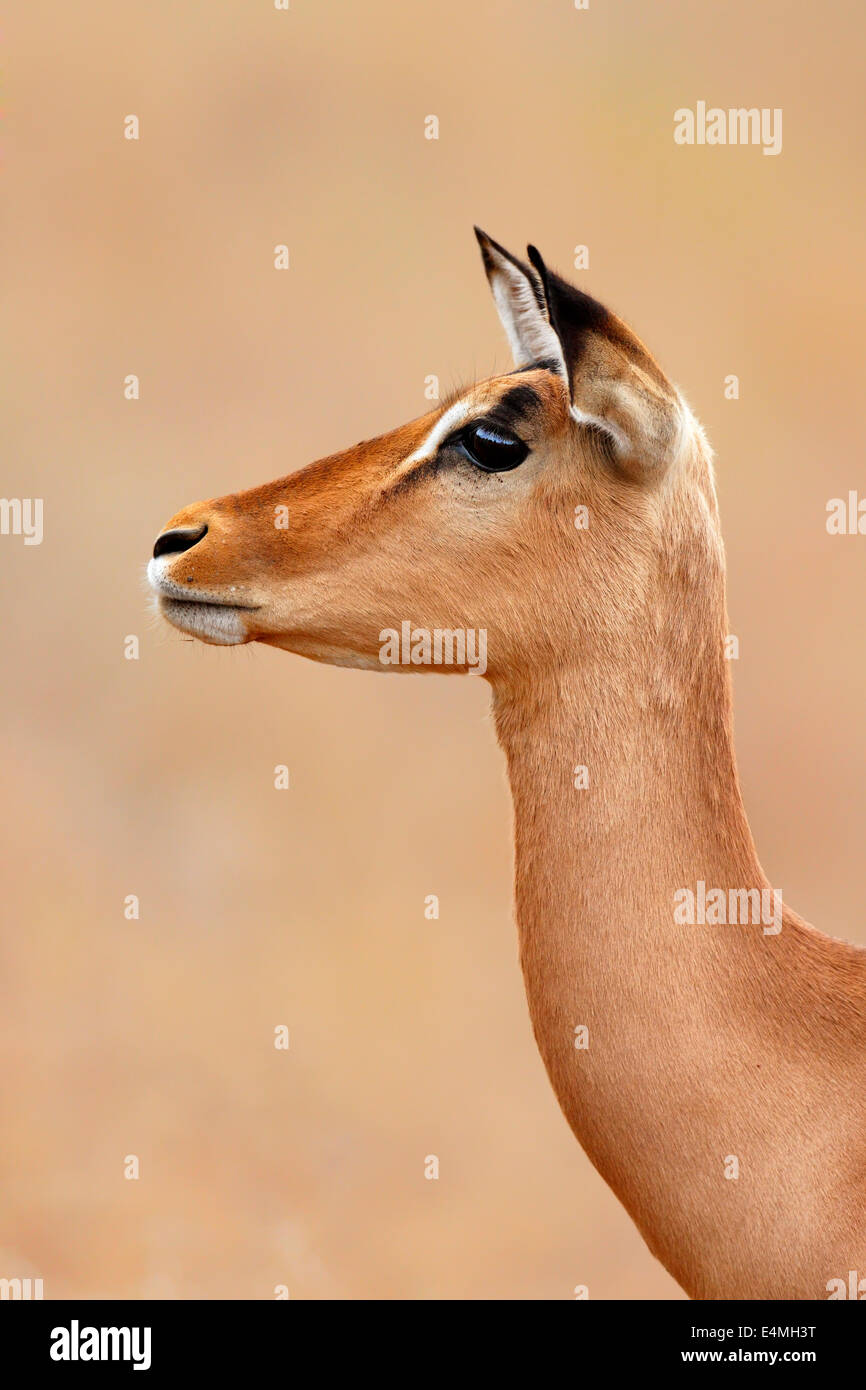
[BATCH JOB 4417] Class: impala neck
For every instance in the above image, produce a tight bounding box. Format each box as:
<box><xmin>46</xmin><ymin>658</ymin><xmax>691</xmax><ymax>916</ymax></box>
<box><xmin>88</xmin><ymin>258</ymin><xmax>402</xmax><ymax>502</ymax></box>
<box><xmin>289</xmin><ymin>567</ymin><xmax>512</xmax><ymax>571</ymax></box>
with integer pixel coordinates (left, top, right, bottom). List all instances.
<box><xmin>492</xmin><ymin>643</ymin><xmax>762</xmax><ymax>971</ymax></box>
<box><xmin>490</xmin><ymin>644</ymin><xmax>866</xmax><ymax>1297</ymax></box>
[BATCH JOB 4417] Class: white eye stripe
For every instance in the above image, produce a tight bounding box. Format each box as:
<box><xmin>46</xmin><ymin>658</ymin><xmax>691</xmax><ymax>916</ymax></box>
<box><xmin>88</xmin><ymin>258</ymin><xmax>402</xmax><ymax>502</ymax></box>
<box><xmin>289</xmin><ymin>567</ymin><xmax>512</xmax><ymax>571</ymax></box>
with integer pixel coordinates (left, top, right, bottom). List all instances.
<box><xmin>395</xmin><ymin>398</ymin><xmax>476</xmax><ymax>477</ymax></box>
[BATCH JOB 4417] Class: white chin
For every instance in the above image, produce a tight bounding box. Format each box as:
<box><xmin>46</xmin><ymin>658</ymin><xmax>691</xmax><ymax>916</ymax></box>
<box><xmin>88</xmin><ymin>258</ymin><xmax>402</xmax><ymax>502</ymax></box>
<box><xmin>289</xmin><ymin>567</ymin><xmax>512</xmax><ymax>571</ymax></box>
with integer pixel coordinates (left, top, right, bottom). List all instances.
<box><xmin>158</xmin><ymin>598</ymin><xmax>249</xmax><ymax>646</ymax></box>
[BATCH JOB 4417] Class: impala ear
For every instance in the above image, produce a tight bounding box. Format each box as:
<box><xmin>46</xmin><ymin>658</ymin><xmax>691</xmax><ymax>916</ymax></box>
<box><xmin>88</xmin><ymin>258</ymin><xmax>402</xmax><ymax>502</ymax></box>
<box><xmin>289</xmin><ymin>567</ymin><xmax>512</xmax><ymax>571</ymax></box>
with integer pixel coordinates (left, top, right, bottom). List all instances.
<box><xmin>474</xmin><ymin>229</ymin><xmax>683</xmax><ymax>473</ymax></box>
<box><xmin>474</xmin><ymin>227</ymin><xmax>567</xmax><ymax>377</ymax></box>
<box><xmin>524</xmin><ymin>243</ymin><xmax>684</xmax><ymax>475</ymax></box>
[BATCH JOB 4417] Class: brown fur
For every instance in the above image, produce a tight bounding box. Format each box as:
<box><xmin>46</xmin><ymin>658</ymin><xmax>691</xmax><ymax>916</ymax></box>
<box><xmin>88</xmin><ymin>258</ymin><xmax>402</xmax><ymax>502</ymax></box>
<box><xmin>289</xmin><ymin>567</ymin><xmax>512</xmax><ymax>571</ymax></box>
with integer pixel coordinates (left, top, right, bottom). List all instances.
<box><xmin>150</xmin><ymin>233</ymin><xmax>866</xmax><ymax>1298</ymax></box>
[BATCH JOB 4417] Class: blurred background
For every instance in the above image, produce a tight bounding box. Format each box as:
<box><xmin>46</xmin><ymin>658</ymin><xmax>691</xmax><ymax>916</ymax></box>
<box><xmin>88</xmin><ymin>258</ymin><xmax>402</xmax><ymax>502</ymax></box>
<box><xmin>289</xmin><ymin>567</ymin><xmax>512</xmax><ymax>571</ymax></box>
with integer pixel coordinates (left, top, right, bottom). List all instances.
<box><xmin>2</xmin><ymin>0</ymin><xmax>864</xmax><ymax>1299</ymax></box>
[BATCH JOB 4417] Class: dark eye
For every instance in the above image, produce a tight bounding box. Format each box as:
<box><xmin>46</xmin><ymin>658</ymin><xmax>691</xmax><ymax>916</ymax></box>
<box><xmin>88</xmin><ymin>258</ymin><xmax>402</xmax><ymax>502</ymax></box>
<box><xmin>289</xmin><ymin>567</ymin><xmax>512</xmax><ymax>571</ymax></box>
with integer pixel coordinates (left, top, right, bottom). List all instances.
<box><xmin>455</xmin><ymin>421</ymin><xmax>529</xmax><ymax>473</ymax></box>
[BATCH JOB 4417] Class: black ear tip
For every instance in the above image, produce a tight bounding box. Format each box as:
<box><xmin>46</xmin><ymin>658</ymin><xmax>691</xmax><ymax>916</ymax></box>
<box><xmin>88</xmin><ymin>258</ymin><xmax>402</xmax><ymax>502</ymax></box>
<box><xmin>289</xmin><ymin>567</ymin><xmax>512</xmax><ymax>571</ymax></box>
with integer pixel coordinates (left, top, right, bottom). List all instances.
<box><xmin>526</xmin><ymin>244</ymin><xmax>546</xmax><ymax>274</ymax></box>
<box><xmin>473</xmin><ymin>225</ymin><xmax>495</xmax><ymax>270</ymax></box>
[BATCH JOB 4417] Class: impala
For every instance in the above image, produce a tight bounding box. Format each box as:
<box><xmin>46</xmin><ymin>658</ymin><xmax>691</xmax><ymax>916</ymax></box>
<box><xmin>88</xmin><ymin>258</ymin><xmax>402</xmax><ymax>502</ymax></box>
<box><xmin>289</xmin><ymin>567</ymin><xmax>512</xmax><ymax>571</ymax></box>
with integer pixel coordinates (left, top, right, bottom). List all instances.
<box><xmin>148</xmin><ymin>228</ymin><xmax>866</xmax><ymax>1299</ymax></box>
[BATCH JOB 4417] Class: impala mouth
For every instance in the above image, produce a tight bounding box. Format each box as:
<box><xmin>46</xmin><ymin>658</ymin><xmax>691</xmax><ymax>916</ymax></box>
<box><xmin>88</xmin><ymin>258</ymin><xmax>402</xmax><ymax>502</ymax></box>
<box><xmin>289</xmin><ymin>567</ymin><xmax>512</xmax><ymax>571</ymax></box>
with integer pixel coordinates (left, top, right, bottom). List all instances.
<box><xmin>147</xmin><ymin>561</ymin><xmax>260</xmax><ymax>646</ymax></box>
<box><xmin>159</xmin><ymin>599</ymin><xmax>253</xmax><ymax>645</ymax></box>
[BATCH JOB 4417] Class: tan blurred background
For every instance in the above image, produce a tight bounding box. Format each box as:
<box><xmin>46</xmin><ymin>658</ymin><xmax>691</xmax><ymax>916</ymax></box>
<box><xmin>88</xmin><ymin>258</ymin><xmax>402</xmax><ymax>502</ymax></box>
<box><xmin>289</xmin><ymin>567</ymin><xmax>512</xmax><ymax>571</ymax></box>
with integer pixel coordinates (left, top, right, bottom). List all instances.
<box><xmin>2</xmin><ymin>0</ymin><xmax>864</xmax><ymax>1299</ymax></box>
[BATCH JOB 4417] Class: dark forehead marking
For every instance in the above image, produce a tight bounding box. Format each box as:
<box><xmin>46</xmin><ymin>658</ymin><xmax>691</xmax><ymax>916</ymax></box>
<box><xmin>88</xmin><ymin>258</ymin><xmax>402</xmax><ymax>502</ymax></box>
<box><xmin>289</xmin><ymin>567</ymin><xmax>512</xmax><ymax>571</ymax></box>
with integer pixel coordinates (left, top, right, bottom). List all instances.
<box><xmin>439</xmin><ymin>359</ymin><xmax>561</xmax><ymax>412</ymax></box>
<box><xmin>484</xmin><ymin>382</ymin><xmax>543</xmax><ymax>433</ymax></box>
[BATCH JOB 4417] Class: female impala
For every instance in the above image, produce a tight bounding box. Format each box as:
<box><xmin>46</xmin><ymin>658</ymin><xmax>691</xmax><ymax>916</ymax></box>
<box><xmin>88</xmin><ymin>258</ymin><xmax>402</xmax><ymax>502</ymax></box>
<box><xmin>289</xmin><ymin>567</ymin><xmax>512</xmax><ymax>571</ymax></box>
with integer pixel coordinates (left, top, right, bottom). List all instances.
<box><xmin>148</xmin><ymin>229</ymin><xmax>866</xmax><ymax>1300</ymax></box>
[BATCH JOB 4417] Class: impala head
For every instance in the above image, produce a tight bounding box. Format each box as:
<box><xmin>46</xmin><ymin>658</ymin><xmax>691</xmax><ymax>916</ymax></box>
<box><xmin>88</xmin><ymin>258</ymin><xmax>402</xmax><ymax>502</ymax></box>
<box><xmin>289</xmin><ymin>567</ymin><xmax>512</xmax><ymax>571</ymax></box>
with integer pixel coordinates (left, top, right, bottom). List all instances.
<box><xmin>148</xmin><ymin>229</ymin><xmax>721</xmax><ymax>687</ymax></box>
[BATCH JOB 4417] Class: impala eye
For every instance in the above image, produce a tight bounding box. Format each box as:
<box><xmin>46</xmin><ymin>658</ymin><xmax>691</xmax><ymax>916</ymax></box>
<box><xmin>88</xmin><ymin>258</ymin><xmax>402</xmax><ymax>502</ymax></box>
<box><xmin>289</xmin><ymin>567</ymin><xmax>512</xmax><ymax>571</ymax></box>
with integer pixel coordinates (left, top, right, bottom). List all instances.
<box><xmin>456</xmin><ymin>421</ymin><xmax>529</xmax><ymax>473</ymax></box>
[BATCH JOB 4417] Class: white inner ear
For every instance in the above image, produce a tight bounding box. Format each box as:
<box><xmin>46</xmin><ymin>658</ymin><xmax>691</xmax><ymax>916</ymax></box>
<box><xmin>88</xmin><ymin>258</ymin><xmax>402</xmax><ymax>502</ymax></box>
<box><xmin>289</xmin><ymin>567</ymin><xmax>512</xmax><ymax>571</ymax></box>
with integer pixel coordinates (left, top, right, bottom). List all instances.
<box><xmin>488</xmin><ymin>256</ymin><xmax>566</xmax><ymax>374</ymax></box>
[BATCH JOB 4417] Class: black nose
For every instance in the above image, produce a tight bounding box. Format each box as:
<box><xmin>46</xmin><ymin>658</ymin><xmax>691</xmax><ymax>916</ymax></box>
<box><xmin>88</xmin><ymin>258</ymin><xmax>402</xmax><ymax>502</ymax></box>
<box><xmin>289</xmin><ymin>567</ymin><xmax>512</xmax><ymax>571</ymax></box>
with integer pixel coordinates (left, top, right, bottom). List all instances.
<box><xmin>153</xmin><ymin>524</ymin><xmax>208</xmax><ymax>560</ymax></box>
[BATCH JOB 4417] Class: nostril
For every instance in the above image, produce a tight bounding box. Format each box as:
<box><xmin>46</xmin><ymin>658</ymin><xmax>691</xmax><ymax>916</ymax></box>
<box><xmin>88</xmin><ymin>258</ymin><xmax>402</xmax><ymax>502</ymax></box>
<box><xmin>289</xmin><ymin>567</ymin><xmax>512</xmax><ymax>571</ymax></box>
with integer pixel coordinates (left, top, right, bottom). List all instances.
<box><xmin>152</xmin><ymin>524</ymin><xmax>208</xmax><ymax>560</ymax></box>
